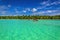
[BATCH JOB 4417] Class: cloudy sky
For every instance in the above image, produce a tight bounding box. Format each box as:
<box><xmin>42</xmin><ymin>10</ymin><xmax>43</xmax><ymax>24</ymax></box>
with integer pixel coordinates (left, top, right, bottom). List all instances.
<box><xmin>0</xmin><ymin>0</ymin><xmax>60</xmax><ymax>16</ymax></box>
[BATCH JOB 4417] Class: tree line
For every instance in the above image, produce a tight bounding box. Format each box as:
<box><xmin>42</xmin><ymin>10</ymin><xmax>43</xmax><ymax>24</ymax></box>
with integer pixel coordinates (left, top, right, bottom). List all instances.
<box><xmin>0</xmin><ymin>15</ymin><xmax>60</xmax><ymax>19</ymax></box>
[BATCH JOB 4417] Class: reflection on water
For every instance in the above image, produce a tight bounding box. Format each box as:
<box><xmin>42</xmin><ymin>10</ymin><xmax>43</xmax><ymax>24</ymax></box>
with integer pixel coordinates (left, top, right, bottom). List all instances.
<box><xmin>0</xmin><ymin>20</ymin><xmax>60</xmax><ymax>40</ymax></box>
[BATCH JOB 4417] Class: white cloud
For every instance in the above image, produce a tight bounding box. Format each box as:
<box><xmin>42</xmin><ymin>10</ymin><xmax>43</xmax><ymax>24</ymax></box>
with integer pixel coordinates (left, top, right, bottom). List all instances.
<box><xmin>27</xmin><ymin>8</ymin><xmax>31</xmax><ymax>11</ymax></box>
<box><xmin>40</xmin><ymin>1</ymin><xmax>50</xmax><ymax>6</ymax></box>
<box><xmin>0</xmin><ymin>5</ymin><xmax>9</xmax><ymax>15</ymax></box>
<box><xmin>41</xmin><ymin>1</ymin><xmax>48</xmax><ymax>5</ymax></box>
<box><xmin>47</xmin><ymin>10</ymin><xmax>52</xmax><ymax>13</ymax></box>
<box><xmin>45</xmin><ymin>10</ymin><xmax>59</xmax><ymax>13</ymax></box>
<box><xmin>23</xmin><ymin>10</ymin><xmax>27</xmax><ymax>13</ymax></box>
<box><xmin>32</xmin><ymin>8</ymin><xmax>37</xmax><ymax>12</ymax></box>
<box><xmin>21</xmin><ymin>8</ymin><xmax>31</xmax><ymax>13</ymax></box>
<box><xmin>37</xmin><ymin>1</ymin><xmax>50</xmax><ymax>9</ymax></box>
<box><xmin>0</xmin><ymin>11</ymin><xmax>7</xmax><ymax>14</ymax></box>
<box><xmin>22</xmin><ymin>8</ymin><xmax>37</xmax><ymax>13</ymax></box>
<box><xmin>41</xmin><ymin>1</ymin><xmax>60</xmax><ymax>9</ymax></box>
<box><xmin>38</xmin><ymin>1</ymin><xmax>60</xmax><ymax>10</ymax></box>
<box><xmin>50</xmin><ymin>13</ymin><xmax>60</xmax><ymax>16</ymax></box>
<box><xmin>50</xmin><ymin>1</ymin><xmax>60</xmax><ymax>5</ymax></box>
<box><xmin>31</xmin><ymin>12</ymin><xmax>43</xmax><ymax>15</ymax></box>
<box><xmin>31</xmin><ymin>10</ymin><xmax>60</xmax><ymax>16</ymax></box>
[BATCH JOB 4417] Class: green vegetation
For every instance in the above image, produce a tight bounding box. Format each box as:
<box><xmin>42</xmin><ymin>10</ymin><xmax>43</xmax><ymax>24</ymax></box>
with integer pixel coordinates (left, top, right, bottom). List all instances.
<box><xmin>0</xmin><ymin>15</ymin><xmax>60</xmax><ymax>19</ymax></box>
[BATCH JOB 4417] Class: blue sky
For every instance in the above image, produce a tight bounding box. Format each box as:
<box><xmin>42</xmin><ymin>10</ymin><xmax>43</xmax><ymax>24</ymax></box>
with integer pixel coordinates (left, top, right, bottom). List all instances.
<box><xmin>0</xmin><ymin>0</ymin><xmax>60</xmax><ymax>16</ymax></box>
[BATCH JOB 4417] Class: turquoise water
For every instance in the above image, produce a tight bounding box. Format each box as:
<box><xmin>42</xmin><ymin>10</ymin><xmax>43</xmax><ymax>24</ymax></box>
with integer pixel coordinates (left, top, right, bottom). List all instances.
<box><xmin>0</xmin><ymin>19</ymin><xmax>60</xmax><ymax>40</ymax></box>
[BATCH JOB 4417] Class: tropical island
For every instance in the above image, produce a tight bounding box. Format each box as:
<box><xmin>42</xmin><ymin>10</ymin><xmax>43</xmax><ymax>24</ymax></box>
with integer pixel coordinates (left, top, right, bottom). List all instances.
<box><xmin>0</xmin><ymin>15</ymin><xmax>60</xmax><ymax>20</ymax></box>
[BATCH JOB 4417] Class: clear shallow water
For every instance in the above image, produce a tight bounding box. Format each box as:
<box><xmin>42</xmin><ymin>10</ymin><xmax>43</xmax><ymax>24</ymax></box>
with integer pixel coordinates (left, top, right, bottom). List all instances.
<box><xmin>0</xmin><ymin>19</ymin><xmax>60</xmax><ymax>40</ymax></box>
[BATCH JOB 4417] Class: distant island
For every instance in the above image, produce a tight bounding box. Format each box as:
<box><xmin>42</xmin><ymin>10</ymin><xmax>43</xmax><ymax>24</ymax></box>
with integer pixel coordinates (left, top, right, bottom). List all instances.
<box><xmin>0</xmin><ymin>15</ymin><xmax>60</xmax><ymax>20</ymax></box>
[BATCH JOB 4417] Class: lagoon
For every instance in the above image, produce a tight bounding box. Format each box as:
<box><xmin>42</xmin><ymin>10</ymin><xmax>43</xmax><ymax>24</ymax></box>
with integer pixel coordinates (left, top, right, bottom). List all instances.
<box><xmin>0</xmin><ymin>20</ymin><xmax>60</xmax><ymax>40</ymax></box>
